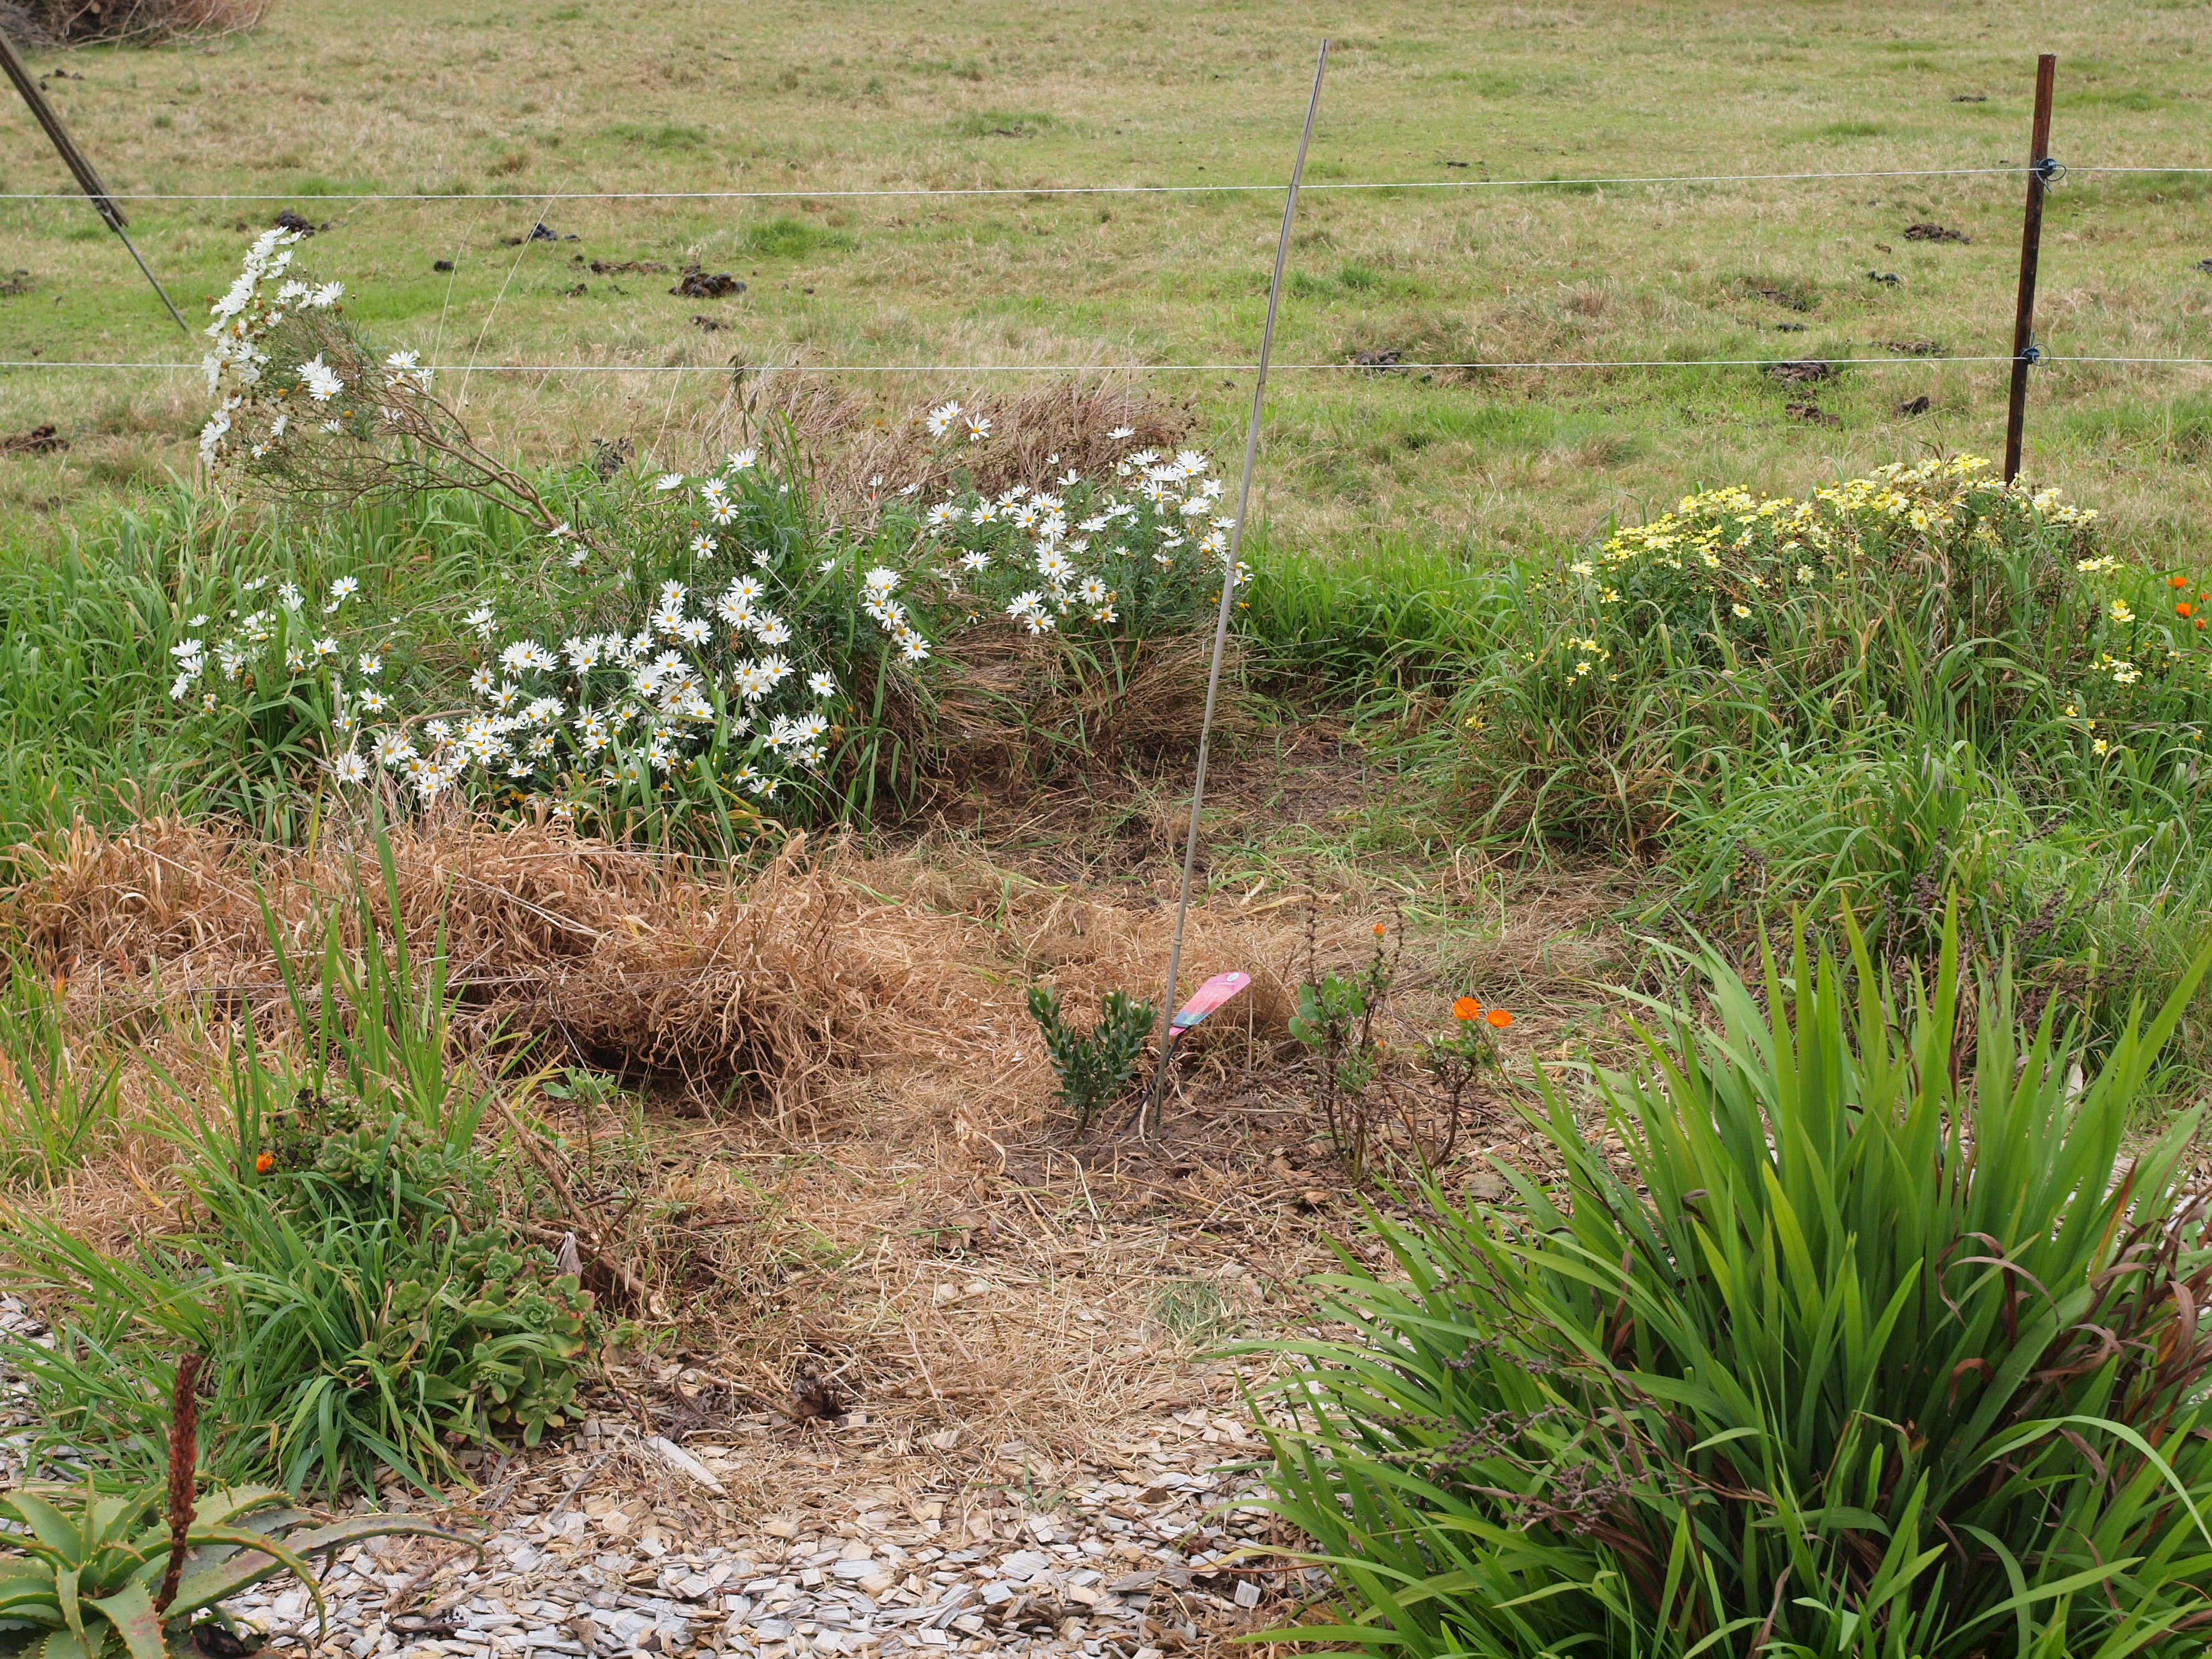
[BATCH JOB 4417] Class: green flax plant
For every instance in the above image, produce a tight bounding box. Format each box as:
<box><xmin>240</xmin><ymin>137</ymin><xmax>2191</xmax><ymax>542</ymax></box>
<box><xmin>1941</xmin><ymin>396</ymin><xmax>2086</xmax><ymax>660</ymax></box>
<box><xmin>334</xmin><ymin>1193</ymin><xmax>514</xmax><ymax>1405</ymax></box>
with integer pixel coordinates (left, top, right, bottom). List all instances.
<box><xmin>1256</xmin><ymin>905</ymin><xmax>2212</xmax><ymax>1658</ymax></box>
<box><xmin>0</xmin><ymin>967</ymin><xmax>122</xmax><ymax>1188</ymax></box>
<box><xmin>1</xmin><ymin>844</ymin><xmax>591</xmax><ymax>1500</ymax></box>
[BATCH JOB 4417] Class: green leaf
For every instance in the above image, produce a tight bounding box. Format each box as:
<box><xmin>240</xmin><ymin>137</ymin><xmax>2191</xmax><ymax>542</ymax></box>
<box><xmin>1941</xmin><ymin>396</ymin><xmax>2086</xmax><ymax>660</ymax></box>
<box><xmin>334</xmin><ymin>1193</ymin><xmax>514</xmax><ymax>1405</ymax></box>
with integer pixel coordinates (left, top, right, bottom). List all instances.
<box><xmin>82</xmin><ymin>1581</ymin><xmax>163</xmax><ymax>1659</ymax></box>
<box><xmin>3</xmin><ymin>1497</ymin><xmax>87</xmax><ymax>1564</ymax></box>
<box><xmin>54</xmin><ymin>1570</ymin><xmax>82</xmax><ymax>1647</ymax></box>
<box><xmin>0</xmin><ymin>1568</ymin><xmax>65</xmax><ymax>1627</ymax></box>
<box><xmin>33</xmin><ymin>1629</ymin><xmax>94</xmax><ymax>1659</ymax></box>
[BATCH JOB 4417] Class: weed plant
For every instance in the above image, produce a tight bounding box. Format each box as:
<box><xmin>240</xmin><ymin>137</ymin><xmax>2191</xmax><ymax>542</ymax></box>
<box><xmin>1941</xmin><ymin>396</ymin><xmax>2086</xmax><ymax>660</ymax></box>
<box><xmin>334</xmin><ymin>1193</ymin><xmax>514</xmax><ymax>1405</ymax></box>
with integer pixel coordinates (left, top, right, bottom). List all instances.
<box><xmin>1258</xmin><ymin>909</ymin><xmax>2212</xmax><ymax>1657</ymax></box>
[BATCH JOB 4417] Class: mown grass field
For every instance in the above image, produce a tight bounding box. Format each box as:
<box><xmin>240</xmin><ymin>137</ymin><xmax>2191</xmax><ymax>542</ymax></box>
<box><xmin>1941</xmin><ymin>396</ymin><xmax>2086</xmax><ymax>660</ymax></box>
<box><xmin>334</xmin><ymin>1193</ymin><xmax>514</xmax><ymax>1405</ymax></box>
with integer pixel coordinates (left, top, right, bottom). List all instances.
<box><xmin>0</xmin><ymin>0</ymin><xmax>2207</xmax><ymax>551</ymax></box>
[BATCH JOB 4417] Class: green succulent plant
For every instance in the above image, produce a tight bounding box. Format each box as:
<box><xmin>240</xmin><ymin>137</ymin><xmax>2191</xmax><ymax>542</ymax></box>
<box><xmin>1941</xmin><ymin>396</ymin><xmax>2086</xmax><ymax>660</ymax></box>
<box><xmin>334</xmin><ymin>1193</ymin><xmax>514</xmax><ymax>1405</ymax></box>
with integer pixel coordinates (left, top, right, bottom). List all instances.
<box><xmin>0</xmin><ymin>1483</ymin><xmax>469</xmax><ymax>1659</ymax></box>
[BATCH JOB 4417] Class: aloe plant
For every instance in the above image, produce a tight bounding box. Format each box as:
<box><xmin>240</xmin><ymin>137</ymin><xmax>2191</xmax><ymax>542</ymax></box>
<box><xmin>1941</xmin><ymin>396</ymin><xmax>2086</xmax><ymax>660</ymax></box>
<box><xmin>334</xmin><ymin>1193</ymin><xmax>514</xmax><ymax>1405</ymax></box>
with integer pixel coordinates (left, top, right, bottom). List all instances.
<box><xmin>0</xmin><ymin>1483</ymin><xmax>468</xmax><ymax>1659</ymax></box>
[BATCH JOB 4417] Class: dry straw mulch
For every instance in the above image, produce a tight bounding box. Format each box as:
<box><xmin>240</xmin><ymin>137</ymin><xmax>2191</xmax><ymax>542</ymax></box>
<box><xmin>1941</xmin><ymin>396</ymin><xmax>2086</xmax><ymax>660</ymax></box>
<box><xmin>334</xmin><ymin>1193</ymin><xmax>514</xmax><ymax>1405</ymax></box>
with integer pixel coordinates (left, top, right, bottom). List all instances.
<box><xmin>3</xmin><ymin>817</ymin><xmax>1359</xmax><ymax>1116</ymax></box>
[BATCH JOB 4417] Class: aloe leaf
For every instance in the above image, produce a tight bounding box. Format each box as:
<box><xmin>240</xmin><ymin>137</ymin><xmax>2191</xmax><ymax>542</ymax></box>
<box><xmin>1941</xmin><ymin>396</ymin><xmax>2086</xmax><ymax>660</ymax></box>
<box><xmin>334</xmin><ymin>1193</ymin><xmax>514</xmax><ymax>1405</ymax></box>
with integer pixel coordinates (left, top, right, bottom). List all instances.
<box><xmin>3</xmin><ymin>1497</ymin><xmax>87</xmax><ymax>1563</ymax></box>
<box><xmin>0</xmin><ymin>1569</ymin><xmax>65</xmax><ymax>1626</ymax></box>
<box><xmin>33</xmin><ymin>1629</ymin><xmax>94</xmax><ymax>1659</ymax></box>
<box><xmin>82</xmin><ymin>1581</ymin><xmax>163</xmax><ymax>1659</ymax></box>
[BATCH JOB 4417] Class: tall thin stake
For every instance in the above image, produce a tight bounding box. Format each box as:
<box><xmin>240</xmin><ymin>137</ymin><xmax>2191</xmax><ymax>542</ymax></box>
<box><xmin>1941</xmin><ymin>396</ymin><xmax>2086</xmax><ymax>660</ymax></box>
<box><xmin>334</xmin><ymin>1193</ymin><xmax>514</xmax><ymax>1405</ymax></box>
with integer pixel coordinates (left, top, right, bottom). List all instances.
<box><xmin>0</xmin><ymin>24</ymin><xmax>189</xmax><ymax>334</ymax></box>
<box><xmin>2002</xmin><ymin>53</ymin><xmax>2058</xmax><ymax>484</ymax></box>
<box><xmin>1151</xmin><ymin>40</ymin><xmax>1329</xmax><ymax>1136</ymax></box>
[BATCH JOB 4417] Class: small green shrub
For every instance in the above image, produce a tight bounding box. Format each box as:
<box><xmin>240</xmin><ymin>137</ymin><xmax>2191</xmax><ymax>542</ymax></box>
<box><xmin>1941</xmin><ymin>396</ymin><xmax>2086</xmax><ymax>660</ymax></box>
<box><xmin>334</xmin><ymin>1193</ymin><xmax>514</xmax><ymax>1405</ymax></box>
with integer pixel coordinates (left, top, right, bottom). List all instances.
<box><xmin>1289</xmin><ymin>935</ymin><xmax>1393</xmax><ymax>1173</ymax></box>
<box><xmin>1256</xmin><ymin>909</ymin><xmax>2212</xmax><ymax>1656</ymax></box>
<box><xmin>1026</xmin><ymin>986</ymin><xmax>1154</xmax><ymax>1133</ymax></box>
<box><xmin>1426</xmin><ymin>458</ymin><xmax>2212</xmax><ymax>1034</ymax></box>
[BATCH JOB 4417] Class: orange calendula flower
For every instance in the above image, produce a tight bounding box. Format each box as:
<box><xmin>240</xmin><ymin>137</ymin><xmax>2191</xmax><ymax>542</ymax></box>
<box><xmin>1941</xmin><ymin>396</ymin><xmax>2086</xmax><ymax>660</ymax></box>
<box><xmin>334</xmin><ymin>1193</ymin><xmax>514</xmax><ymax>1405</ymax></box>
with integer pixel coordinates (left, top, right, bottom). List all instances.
<box><xmin>254</xmin><ymin>1152</ymin><xmax>274</xmax><ymax>1174</ymax></box>
<box><xmin>1486</xmin><ymin>1009</ymin><xmax>1514</xmax><ymax>1029</ymax></box>
<box><xmin>1453</xmin><ymin>996</ymin><xmax>1482</xmax><ymax>1021</ymax></box>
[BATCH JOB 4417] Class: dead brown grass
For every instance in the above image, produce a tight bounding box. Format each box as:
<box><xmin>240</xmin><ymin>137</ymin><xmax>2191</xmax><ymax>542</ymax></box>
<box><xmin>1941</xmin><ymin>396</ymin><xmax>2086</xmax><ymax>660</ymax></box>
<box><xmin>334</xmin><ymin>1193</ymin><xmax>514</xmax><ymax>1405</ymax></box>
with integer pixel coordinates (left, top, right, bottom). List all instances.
<box><xmin>2</xmin><ymin>0</ymin><xmax>264</xmax><ymax>45</ymax></box>
<box><xmin>3</xmin><ymin>816</ymin><xmax>1319</xmax><ymax>1114</ymax></box>
<box><xmin>689</xmin><ymin>375</ymin><xmax>1198</xmax><ymax>533</ymax></box>
<box><xmin>0</xmin><ymin>811</ymin><xmax>1632</xmax><ymax>1525</ymax></box>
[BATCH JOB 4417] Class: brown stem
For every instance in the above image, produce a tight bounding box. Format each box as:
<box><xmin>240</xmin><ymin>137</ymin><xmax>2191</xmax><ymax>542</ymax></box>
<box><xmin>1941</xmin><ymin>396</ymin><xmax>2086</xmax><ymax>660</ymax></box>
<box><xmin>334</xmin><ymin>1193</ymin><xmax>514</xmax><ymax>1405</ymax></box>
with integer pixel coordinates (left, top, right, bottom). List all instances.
<box><xmin>154</xmin><ymin>1352</ymin><xmax>206</xmax><ymax>1616</ymax></box>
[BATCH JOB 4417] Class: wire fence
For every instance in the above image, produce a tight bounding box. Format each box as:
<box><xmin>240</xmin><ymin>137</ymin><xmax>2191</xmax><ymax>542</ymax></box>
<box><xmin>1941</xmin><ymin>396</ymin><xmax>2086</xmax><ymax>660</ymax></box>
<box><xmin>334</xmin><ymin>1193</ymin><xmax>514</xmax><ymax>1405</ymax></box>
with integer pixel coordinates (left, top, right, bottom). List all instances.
<box><xmin>5</xmin><ymin>354</ymin><xmax>2208</xmax><ymax>373</ymax></box>
<box><xmin>1</xmin><ymin>153</ymin><xmax>2207</xmax><ymax>377</ymax></box>
<box><xmin>0</xmin><ymin>160</ymin><xmax>2205</xmax><ymax>204</ymax></box>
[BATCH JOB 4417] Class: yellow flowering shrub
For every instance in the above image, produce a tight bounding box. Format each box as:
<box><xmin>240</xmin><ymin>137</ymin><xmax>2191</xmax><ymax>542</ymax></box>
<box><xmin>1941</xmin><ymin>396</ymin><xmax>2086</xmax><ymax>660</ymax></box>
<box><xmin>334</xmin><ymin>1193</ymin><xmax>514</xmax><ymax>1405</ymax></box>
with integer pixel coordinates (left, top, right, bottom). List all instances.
<box><xmin>1452</xmin><ymin>456</ymin><xmax>2212</xmax><ymax>848</ymax></box>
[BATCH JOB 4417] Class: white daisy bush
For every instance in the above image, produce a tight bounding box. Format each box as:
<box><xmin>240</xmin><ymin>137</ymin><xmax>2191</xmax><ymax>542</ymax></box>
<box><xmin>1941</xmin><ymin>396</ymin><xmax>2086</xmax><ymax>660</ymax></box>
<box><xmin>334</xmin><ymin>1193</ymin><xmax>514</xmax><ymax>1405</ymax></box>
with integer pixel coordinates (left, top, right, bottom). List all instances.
<box><xmin>199</xmin><ymin>228</ymin><xmax>563</xmax><ymax>527</ymax></box>
<box><xmin>183</xmin><ymin>243</ymin><xmax>1254</xmax><ymax>832</ymax></box>
<box><xmin>904</xmin><ymin>405</ymin><xmax>1250</xmax><ymax>641</ymax></box>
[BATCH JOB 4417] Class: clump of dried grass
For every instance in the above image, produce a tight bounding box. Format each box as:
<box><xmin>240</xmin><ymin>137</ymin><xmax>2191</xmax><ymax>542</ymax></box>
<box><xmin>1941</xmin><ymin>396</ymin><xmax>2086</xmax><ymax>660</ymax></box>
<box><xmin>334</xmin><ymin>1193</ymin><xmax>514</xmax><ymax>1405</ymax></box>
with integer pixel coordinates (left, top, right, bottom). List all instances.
<box><xmin>932</xmin><ymin>630</ymin><xmax>1256</xmax><ymax>787</ymax></box>
<box><xmin>1</xmin><ymin>816</ymin><xmax>1319</xmax><ymax>1124</ymax></box>
<box><xmin>2</xmin><ymin>0</ymin><xmax>264</xmax><ymax>45</ymax></box>
<box><xmin>685</xmin><ymin>373</ymin><xmax>1197</xmax><ymax>533</ymax></box>
<box><xmin>5</xmin><ymin>820</ymin><xmax>915</xmax><ymax>1113</ymax></box>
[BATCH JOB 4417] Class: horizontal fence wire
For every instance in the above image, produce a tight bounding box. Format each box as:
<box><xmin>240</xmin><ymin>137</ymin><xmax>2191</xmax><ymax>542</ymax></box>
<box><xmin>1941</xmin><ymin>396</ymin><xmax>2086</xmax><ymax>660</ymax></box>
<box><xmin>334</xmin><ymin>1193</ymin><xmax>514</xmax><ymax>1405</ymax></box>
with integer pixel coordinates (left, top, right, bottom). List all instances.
<box><xmin>5</xmin><ymin>355</ymin><xmax>2209</xmax><ymax>373</ymax></box>
<box><xmin>0</xmin><ymin>162</ymin><xmax>2203</xmax><ymax>205</ymax></box>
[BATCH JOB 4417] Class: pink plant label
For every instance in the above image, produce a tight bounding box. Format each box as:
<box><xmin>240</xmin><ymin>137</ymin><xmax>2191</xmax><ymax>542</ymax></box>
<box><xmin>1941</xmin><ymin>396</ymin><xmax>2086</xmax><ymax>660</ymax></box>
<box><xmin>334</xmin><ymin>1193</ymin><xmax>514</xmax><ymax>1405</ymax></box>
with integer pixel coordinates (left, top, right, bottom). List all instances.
<box><xmin>1171</xmin><ymin>970</ymin><xmax>1251</xmax><ymax>1029</ymax></box>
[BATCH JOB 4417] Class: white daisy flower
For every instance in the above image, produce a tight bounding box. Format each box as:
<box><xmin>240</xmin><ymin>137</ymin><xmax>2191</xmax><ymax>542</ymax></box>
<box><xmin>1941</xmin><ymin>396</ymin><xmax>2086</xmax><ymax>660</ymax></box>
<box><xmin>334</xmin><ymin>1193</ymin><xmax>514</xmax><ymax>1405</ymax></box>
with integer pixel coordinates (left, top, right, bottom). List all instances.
<box><xmin>298</xmin><ymin>356</ymin><xmax>343</xmax><ymax>402</ymax></box>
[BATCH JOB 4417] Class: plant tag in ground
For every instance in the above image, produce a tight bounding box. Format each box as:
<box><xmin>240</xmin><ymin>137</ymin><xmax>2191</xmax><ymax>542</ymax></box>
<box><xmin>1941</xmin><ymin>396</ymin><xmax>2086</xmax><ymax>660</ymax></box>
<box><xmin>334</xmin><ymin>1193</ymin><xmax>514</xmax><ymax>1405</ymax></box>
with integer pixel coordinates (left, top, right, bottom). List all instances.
<box><xmin>1171</xmin><ymin>971</ymin><xmax>1251</xmax><ymax>1029</ymax></box>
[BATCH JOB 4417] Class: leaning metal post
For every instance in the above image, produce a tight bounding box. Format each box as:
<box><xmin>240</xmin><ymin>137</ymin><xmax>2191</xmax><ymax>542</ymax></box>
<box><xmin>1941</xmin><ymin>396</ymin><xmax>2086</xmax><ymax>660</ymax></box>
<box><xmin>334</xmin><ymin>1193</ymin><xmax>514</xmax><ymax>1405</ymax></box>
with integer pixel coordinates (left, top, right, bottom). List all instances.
<box><xmin>1150</xmin><ymin>40</ymin><xmax>1329</xmax><ymax>1136</ymax></box>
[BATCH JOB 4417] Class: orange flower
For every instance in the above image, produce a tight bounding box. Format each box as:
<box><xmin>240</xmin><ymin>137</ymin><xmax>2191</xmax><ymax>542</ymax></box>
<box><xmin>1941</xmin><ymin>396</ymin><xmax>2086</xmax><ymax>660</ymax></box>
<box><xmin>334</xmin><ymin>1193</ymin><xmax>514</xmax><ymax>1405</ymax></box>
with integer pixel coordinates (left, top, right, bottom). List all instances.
<box><xmin>1486</xmin><ymin>1009</ymin><xmax>1514</xmax><ymax>1028</ymax></box>
<box><xmin>2198</xmin><ymin>619</ymin><xmax>2207</xmax><ymax>631</ymax></box>
<box><xmin>2173</xmin><ymin>575</ymin><xmax>2190</xmax><ymax>589</ymax></box>
<box><xmin>1372</xmin><ymin>922</ymin><xmax>1385</xmax><ymax>936</ymax></box>
<box><xmin>1453</xmin><ymin>996</ymin><xmax>1482</xmax><ymax>1021</ymax></box>
<box><xmin>2181</xmin><ymin>603</ymin><xmax>2195</xmax><ymax>618</ymax></box>
<box><xmin>254</xmin><ymin>1152</ymin><xmax>274</xmax><ymax>1174</ymax></box>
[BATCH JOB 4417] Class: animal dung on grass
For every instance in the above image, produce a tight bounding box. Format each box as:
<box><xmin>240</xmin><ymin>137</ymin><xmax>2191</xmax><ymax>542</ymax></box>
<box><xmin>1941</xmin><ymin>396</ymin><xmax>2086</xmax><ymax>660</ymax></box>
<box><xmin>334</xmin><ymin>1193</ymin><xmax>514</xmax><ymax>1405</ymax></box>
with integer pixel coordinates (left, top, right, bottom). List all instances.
<box><xmin>1764</xmin><ymin>359</ymin><xmax>1833</xmax><ymax>386</ymax></box>
<box><xmin>1866</xmin><ymin>269</ymin><xmax>1903</xmax><ymax>286</ymax></box>
<box><xmin>1897</xmin><ymin>394</ymin><xmax>1933</xmax><ymax>416</ymax></box>
<box><xmin>1884</xmin><ymin>338</ymin><xmax>1943</xmax><ymax>357</ymax></box>
<box><xmin>1786</xmin><ymin>402</ymin><xmax>1839</xmax><ymax>426</ymax></box>
<box><xmin>1903</xmin><ymin>222</ymin><xmax>1969</xmax><ymax>243</ymax></box>
<box><xmin>1</xmin><ymin>424</ymin><xmax>66</xmax><ymax>454</ymax></box>
<box><xmin>672</xmin><ymin>264</ymin><xmax>746</xmax><ymax>299</ymax></box>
